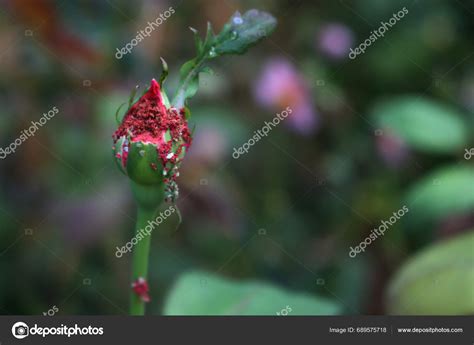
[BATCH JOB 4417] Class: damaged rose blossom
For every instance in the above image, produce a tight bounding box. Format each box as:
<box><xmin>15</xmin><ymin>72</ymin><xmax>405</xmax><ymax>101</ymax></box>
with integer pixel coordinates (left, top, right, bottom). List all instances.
<box><xmin>113</xmin><ymin>79</ymin><xmax>192</xmax><ymax>202</ymax></box>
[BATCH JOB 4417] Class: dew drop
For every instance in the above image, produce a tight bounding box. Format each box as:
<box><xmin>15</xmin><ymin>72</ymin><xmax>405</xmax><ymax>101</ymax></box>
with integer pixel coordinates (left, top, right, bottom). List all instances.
<box><xmin>230</xmin><ymin>30</ymin><xmax>238</xmax><ymax>40</ymax></box>
<box><xmin>139</xmin><ymin>150</ymin><xmax>145</xmax><ymax>157</ymax></box>
<box><xmin>208</xmin><ymin>47</ymin><xmax>217</xmax><ymax>58</ymax></box>
<box><xmin>232</xmin><ymin>11</ymin><xmax>243</xmax><ymax>25</ymax></box>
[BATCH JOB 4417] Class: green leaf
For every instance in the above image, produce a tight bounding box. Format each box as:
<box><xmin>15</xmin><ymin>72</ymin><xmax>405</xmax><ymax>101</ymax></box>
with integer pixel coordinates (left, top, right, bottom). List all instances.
<box><xmin>163</xmin><ymin>271</ymin><xmax>342</xmax><ymax>315</ymax></box>
<box><xmin>214</xmin><ymin>10</ymin><xmax>277</xmax><ymax>55</ymax></box>
<box><xmin>174</xmin><ymin>58</ymin><xmax>200</xmax><ymax>105</ymax></box>
<box><xmin>204</xmin><ymin>21</ymin><xmax>216</xmax><ymax>53</ymax></box>
<box><xmin>183</xmin><ymin>76</ymin><xmax>199</xmax><ymax>101</ymax></box>
<box><xmin>171</xmin><ymin>9</ymin><xmax>276</xmax><ymax>108</ymax></box>
<box><xmin>179</xmin><ymin>59</ymin><xmax>197</xmax><ymax>80</ymax></box>
<box><xmin>371</xmin><ymin>96</ymin><xmax>469</xmax><ymax>153</ymax></box>
<box><xmin>189</xmin><ymin>27</ymin><xmax>203</xmax><ymax>55</ymax></box>
<box><xmin>405</xmin><ymin>165</ymin><xmax>474</xmax><ymax>224</ymax></box>
<box><xmin>386</xmin><ymin>231</ymin><xmax>474</xmax><ymax>315</ymax></box>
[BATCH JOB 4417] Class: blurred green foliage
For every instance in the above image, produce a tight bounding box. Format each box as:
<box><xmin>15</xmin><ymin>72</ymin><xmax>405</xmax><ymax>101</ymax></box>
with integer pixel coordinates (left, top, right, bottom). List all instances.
<box><xmin>387</xmin><ymin>231</ymin><xmax>474</xmax><ymax>315</ymax></box>
<box><xmin>163</xmin><ymin>271</ymin><xmax>341</xmax><ymax>315</ymax></box>
<box><xmin>372</xmin><ymin>96</ymin><xmax>469</xmax><ymax>153</ymax></box>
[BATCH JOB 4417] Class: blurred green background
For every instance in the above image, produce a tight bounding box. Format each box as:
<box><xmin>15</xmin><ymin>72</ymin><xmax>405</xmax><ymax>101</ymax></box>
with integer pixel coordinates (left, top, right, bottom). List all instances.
<box><xmin>0</xmin><ymin>0</ymin><xmax>473</xmax><ymax>315</ymax></box>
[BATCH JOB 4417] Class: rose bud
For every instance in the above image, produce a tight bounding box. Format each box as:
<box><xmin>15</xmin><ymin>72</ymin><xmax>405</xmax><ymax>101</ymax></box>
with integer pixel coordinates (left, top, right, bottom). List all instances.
<box><xmin>113</xmin><ymin>79</ymin><xmax>192</xmax><ymax>203</ymax></box>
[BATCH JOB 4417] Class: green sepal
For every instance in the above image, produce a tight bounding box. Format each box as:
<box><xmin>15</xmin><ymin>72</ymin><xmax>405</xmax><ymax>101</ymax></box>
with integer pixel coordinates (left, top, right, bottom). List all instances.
<box><xmin>161</xmin><ymin>89</ymin><xmax>171</xmax><ymax>109</ymax></box>
<box><xmin>115</xmin><ymin>103</ymin><xmax>127</xmax><ymax>125</ymax></box>
<box><xmin>126</xmin><ymin>141</ymin><xmax>164</xmax><ymax>185</ymax></box>
<box><xmin>159</xmin><ymin>57</ymin><xmax>169</xmax><ymax>86</ymax></box>
<box><xmin>113</xmin><ymin>136</ymin><xmax>127</xmax><ymax>174</ymax></box>
<box><xmin>128</xmin><ymin>85</ymin><xmax>140</xmax><ymax>108</ymax></box>
<box><xmin>184</xmin><ymin>106</ymin><xmax>191</xmax><ymax>119</ymax></box>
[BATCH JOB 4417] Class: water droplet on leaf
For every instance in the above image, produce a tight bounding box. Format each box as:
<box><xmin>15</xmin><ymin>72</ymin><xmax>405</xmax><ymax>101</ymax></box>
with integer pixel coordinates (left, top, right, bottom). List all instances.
<box><xmin>230</xmin><ymin>30</ymin><xmax>238</xmax><ymax>40</ymax></box>
<box><xmin>232</xmin><ymin>11</ymin><xmax>243</xmax><ymax>25</ymax></box>
<box><xmin>208</xmin><ymin>47</ymin><xmax>217</xmax><ymax>58</ymax></box>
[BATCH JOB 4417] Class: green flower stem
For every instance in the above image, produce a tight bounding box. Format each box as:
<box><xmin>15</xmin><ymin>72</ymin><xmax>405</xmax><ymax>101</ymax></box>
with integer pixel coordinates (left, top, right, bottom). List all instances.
<box><xmin>171</xmin><ymin>54</ymin><xmax>207</xmax><ymax>108</ymax></box>
<box><xmin>130</xmin><ymin>206</ymin><xmax>156</xmax><ymax>315</ymax></box>
<box><xmin>129</xmin><ymin>181</ymin><xmax>165</xmax><ymax>315</ymax></box>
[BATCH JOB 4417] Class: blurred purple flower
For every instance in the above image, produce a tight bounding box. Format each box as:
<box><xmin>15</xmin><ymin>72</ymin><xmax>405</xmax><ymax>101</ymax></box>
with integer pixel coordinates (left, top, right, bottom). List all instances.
<box><xmin>317</xmin><ymin>23</ymin><xmax>354</xmax><ymax>60</ymax></box>
<box><xmin>375</xmin><ymin>131</ymin><xmax>410</xmax><ymax>168</ymax></box>
<box><xmin>253</xmin><ymin>57</ymin><xmax>318</xmax><ymax>135</ymax></box>
<box><xmin>53</xmin><ymin>182</ymin><xmax>130</xmax><ymax>248</ymax></box>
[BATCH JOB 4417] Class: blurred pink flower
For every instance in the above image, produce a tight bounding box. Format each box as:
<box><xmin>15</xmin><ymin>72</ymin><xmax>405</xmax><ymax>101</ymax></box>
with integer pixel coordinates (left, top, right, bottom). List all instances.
<box><xmin>188</xmin><ymin>126</ymin><xmax>228</xmax><ymax>164</ymax></box>
<box><xmin>253</xmin><ymin>57</ymin><xmax>318</xmax><ymax>135</ymax></box>
<box><xmin>317</xmin><ymin>23</ymin><xmax>354</xmax><ymax>60</ymax></box>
